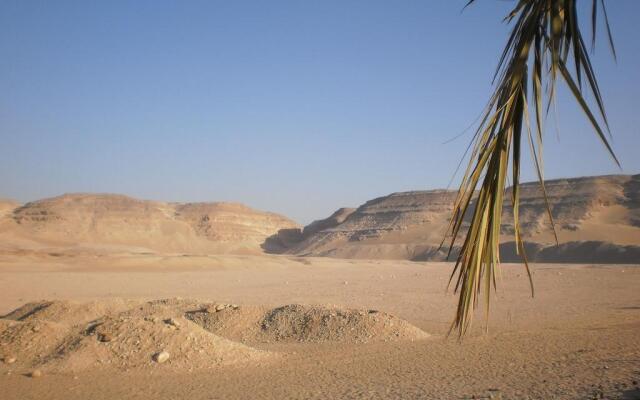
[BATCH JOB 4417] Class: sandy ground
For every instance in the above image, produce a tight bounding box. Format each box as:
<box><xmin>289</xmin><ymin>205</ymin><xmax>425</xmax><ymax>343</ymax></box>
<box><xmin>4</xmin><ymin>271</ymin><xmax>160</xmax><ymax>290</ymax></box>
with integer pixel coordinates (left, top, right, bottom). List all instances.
<box><xmin>0</xmin><ymin>253</ymin><xmax>639</xmax><ymax>399</ymax></box>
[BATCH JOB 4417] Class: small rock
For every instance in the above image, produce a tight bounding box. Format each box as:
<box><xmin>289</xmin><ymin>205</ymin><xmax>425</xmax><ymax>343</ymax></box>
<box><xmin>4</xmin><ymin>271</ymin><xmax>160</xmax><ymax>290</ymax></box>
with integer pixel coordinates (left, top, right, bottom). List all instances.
<box><xmin>343</xmin><ymin>281</ymin><xmax>348</xmax><ymax>285</ymax></box>
<box><xmin>97</xmin><ymin>333</ymin><xmax>113</xmax><ymax>342</ymax></box>
<box><xmin>164</xmin><ymin>318</ymin><xmax>180</xmax><ymax>328</ymax></box>
<box><xmin>32</xmin><ymin>325</ymin><xmax>40</xmax><ymax>333</ymax></box>
<box><xmin>231</xmin><ymin>304</ymin><xmax>239</xmax><ymax>309</ymax></box>
<box><xmin>3</xmin><ymin>356</ymin><xmax>17</xmax><ymax>364</ymax></box>
<box><xmin>29</xmin><ymin>369</ymin><xmax>42</xmax><ymax>378</ymax></box>
<box><xmin>215</xmin><ymin>304</ymin><xmax>226</xmax><ymax>312</ymax></box>
<box><xmin>152</xmin><ymin>351</ymin><xmax>170</xmax><ymax>363</ymax></box>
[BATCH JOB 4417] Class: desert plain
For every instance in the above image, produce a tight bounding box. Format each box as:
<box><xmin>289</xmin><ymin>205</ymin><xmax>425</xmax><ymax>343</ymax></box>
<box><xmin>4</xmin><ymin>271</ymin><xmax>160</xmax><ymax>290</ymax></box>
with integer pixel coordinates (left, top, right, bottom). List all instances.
<box><xmin>1</xmin><ymin>253</ymin><xmax>639</xmax><ymax>400</ymax></box>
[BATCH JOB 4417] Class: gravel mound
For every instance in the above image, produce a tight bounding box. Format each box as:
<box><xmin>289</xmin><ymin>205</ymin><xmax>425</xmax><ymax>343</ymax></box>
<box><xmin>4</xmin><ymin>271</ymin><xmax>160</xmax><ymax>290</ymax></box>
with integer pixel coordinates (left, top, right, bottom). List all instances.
<box><xmin>187</xmin><ymin>303</ymin><xmax>429</xmax><ymax>344</ymax></box>
<box><xmin>1</xmin><ymin>299</ymin><xmax>428</xmax><ymax>374</ymax></box>
<box><xmin>0</xmin><ymin>299</ymin><xmax>271</xmax><ymax>372</ymax></box>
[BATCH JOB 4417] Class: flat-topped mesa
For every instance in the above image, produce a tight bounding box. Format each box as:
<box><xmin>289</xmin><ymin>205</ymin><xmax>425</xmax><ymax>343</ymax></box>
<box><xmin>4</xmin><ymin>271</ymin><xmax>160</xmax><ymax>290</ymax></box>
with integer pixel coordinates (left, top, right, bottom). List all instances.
<box><xmin>0</xmin><ymin>193</ymin><xmax>298</xmax><ymax>255</ymax></box>
<box><xmin>278</xmin><ymin>174</ymin><xmax>640</xmax><ymax>263</ymax></box>
<box><xmin>12</xmin><ymin>193</ymin><xmax>169</xmax><ymax>229</ymax></box>
<box><xmin>175</xmin><ymin>202</ymin><xmax>299</xmax><ymax>243</ymax></box>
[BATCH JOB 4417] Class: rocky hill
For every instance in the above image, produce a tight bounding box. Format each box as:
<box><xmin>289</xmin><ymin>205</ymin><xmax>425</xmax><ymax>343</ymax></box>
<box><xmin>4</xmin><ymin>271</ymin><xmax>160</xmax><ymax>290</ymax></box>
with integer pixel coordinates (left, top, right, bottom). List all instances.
<box><xmin>268</xmin><ymin>174</ymin><xmax>640</xmax><ymax>263</ymax></box>
<box><xmin>0</xmin><ymin>194</ymin><xmax>298</xmax><ymax>255</ymax></box>
<box><xmin>2</xmin><ymin>174</ymin><xmax>638</xmax><ymax>262</ymax></box>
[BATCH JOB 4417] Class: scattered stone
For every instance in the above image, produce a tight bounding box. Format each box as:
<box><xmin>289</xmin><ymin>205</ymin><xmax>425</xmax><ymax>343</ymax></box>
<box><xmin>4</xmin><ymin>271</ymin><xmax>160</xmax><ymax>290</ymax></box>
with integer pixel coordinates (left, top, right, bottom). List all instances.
<box><xmin>31</xmin><ymin>325</ymin><xmax>40</xmax><ymax>333</ymax></box>
<box><xmin>164</xmin><ymin>318</ymin><xmax>180</xmax><ymax>328</ymax></box>
<box><xmin>215</xmin><ymin>304</ymin><xmax>226</xmax><ymax>312</ymax></box>
<box><xmin>152</xmin><ymin>351</ymin><xmax>170</xmax><ymax>363</ymax></box>
<box><xmin>3</xmin><ymin>355</ymin><xmax>17</xmax><ymax>364</ymax></box>
<box><xmin>231</xmin><ymin>304</ymin><xmax>239</xmax><ymax>310</ymax></box>
<box><xmin>97</xmin><ymin>333</ymin><xmax>113</xmax><ymax>342</ymax></box>
<box><xmin>29</xmin><ymin>369</ymin><xmax>42</xmax><ymax>378</ymax></box>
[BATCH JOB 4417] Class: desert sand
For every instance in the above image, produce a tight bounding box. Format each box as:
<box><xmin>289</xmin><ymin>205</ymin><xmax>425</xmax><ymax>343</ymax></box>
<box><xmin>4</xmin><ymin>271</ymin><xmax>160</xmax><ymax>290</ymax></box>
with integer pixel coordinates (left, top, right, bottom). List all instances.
<box><xmin>1</xmin><ymin>252</ymin><xmax>639</xmax><ymax>400</ymax></box>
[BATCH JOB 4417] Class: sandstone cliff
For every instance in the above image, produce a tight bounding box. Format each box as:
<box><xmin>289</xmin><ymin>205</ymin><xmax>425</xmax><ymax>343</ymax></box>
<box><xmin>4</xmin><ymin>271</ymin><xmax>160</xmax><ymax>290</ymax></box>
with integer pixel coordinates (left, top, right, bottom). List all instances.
<box><xmin>270</xmin><ymin>174</ymin><xmax>640</xmax><ymax>263</ymax></box>
<box><xmin>0</xmin><ymin>194</ymin><xmax>298</xmax><ymax>255</ymax></box>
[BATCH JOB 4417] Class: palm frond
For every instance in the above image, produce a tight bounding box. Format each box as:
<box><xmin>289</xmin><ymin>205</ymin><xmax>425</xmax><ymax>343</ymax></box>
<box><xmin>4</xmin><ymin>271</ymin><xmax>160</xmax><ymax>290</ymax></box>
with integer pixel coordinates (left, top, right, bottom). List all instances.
<box><xmin>447</xmin><ymin>0</ymin><xmax>618</xmax><ymax>338</ymax></box>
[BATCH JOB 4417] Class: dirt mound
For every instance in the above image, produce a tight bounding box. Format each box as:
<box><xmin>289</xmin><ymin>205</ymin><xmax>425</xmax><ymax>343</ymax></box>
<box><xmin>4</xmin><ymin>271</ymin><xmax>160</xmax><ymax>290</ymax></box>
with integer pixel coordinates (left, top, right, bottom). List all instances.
<box><xmin>186</xmin><ymin>303</ymin><xmax>429</xmax><ymax>344</ymax></box>
<box><xmin>0</xmin><ymin>319</ymin><xmax>69</xmax><ymax>369</ymax></box>
<box><xmin>0</xmin><ymin>299</ymin><xmax>270</xmax><ymax>372</ymax></box>
<box><xmin>0</xmin><ymin>299</ymin><xmax>427</xmax><ymax>374</ymax></box>
<box><xmin>259</xmin><ymin>304</ymin><xmax>429</xmax><ymax>343</ymax></box>
<box><xmin>3</xmin><ymin>299</ymin><xmax>134</xmax><ymax>325</ymax></box>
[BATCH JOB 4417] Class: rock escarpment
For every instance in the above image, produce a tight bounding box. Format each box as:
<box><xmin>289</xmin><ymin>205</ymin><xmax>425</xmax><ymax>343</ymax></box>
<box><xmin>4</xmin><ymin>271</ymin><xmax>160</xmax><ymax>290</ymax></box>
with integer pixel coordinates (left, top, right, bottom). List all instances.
<box><xmin>271</xmin><ymin>174</ymin><xmax>640</xmax><ymax>263</ymax></box>
<box><xmin>0</xmin><ymin>194</ymin><xmax>298</xmax><ymax>255</ymax></box>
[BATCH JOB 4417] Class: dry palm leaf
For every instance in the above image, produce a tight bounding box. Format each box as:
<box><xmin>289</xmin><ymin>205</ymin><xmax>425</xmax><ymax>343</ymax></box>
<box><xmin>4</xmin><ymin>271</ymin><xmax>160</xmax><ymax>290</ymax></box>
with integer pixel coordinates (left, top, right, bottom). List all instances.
<box><xmin>446</xmin><ymin>0</ymin><xmax>619</xmax><ymax>338</ymax></box>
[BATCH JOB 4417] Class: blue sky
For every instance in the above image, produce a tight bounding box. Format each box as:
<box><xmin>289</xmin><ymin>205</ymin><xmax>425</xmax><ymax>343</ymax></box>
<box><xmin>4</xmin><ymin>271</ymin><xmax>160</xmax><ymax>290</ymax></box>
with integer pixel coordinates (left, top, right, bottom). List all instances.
<box><xmin>1</xmin><ymin>1</ymin><xmax>638</xmax><ymax>223</ymax></box>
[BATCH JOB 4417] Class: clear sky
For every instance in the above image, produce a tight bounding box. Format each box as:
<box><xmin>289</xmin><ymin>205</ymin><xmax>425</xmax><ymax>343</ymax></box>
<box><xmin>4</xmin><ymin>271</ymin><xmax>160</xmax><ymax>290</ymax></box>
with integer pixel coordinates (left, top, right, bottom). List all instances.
<box><xmin>1</xmin><ymin>1</ymin><xmax>638</xmax><ymax>224</ymax></box>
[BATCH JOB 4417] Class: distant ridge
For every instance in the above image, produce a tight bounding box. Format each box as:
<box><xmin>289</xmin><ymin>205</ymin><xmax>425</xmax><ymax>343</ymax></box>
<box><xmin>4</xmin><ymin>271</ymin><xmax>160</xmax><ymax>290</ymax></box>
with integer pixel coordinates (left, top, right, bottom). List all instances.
<box><xmin>266</xmin><ymin>174</ymin><xmax>640</xmax><ymax>263</ymax></box>
<box><xmin>1</xmin><ymin>174</ymin><xmax>639</xmax><ymax>263</ymax></box>
<box><xmin>0</xmin><ymin>193</ymin><xmax>298</xmax><ymax>255</ymax></box>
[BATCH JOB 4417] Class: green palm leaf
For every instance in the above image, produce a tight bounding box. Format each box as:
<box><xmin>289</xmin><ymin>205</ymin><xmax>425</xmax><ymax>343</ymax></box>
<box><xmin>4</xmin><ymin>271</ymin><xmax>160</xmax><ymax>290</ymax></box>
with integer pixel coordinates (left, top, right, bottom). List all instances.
<box><xmin>447</xmin><ymin>0</ymin><xmax>618</xmax><ymax>338</ymax></box>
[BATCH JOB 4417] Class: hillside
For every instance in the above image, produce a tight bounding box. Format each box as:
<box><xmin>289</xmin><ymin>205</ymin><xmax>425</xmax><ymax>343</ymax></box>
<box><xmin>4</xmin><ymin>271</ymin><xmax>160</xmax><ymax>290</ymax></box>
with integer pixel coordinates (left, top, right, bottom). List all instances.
<box><xmin>0</xmin><ymin>193</ymin><xmax>298</xmax><ymax>255</ymax></box>
<box><xmin>1</xmin><ymin>174</ymin><xmax>639</xmax><ymax>262</ymax></box>
<box><xmin>269</xmin><ymin>174</ymin><xmax>640</xmax><ymax>263</ymax></box>
<box><xmin>0</xmin><ymin>199</ymin><xmax>19</xmax><ymax>216</ymax></box>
